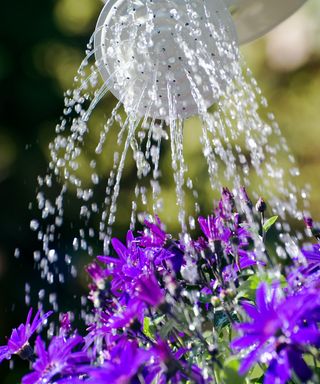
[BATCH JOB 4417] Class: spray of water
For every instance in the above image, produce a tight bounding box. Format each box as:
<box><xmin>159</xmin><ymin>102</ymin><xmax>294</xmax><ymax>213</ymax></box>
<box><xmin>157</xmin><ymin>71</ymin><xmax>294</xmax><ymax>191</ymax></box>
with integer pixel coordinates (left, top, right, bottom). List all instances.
<box><xmin>27</xmin><ymin>0</ymin><xmax>310</xmax><ymax>315</ymax></box>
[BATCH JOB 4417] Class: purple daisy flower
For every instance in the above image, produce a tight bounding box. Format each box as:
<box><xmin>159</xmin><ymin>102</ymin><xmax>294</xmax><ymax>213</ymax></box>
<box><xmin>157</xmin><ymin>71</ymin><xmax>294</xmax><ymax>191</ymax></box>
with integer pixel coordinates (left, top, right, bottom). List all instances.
<box><xmin>198</xmin><ymin>207</ymin><xmax>254</xmax><ymax>259</ymax></box>
<box><xmin>146</xmin><ymin>339</ymin><xmax>206</xmax><ymax>384</ymax></box>
<box><xmin>86</xmin><ymin>262</ymin><xmax>108</xmax><ymax>290</ymax></box>
<box><xmin>54</xmin><ymin>379</ymin><xmax>85</xmax><ymax>384</ymax></box>
<box><xmin>106</xmin><ymin>299</ymin><xmax>145</xmax><ymax>330</ymax></box>
<box><xmin>198</xmin><ymin>215</ymin><xmax>231</xmax><ymax>244</ymax></box>
<box><xmin>198</xmin><ymin>202</ymin><xmax>258</xmax><ymax>279</ymax></box>
<box><xmin>84</xmin><ymin>340</ymin><xmax>149</xmax><ymax>384</ymax></box>
<box><xmin>22</xmin><ymin>335</ymin><xmax>88</xmax><ymax>384</ymax></box>
<box><xmin>137</xmin><ymin>215</ymin><xmax>167</xmax><ymax>248</ymax></box>
<box><xmin>135</xmin><ymin>216</ymin><xmax>184</xmax><ymax>274</ymax></box>
<box><xmin>301</xmin><ymin>243</ymin><xmax>320</xmax><ymax>264</ymax></box>
<box><xmin>97</xmin><ymin>230</ymin><xmax>178</xmax><ymax>299</ymax></box>
<box><xmin>0</xmin><ymin>308</ymin><xmax>52</xmax><ymax>363</ymax></box>
<box><xmin>135</xmin><ymin>274</ymin><xmax>165</xmax><ymax>308</ymax></box>
<box><xmin>84</xmin><ymin>319</ymin><xmax>129</xmax><ymax>361</ymax></box>
<box><xmin>97</xmin><ymin>231</ymin><xmax>151</xmax><ymax>297</ymax></box>
<box><xmin>288</xmin><ymin>244</ymin><xmax>320</xmax><ymax>291</ymax></box>
<box><xmin>231</xmin><ymin>283</ymin><xmax>320</xmax><ymax>383</ymax></box>
<box><xmin>59</xmin><ymin>312</ymin><xmax>73</xmax><ymax>337</ymax></box>
<box><xmin>221</xmin><ymin>253</ymin><xmax>264</xmax><ymax>283</ymax></box>
<box><xmin>87</xmin><ymin>275</ymin><xmax>164</xmax><ymax>339</ymax></box>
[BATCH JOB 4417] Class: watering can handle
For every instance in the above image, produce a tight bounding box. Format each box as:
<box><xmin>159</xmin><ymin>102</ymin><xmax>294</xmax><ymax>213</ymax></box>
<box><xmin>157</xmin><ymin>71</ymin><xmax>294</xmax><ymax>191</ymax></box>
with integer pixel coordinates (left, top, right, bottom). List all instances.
<box><xmin>229</xmin><ymin>0</ymin><xmax>308</xmax><ymax>44</ymax></box>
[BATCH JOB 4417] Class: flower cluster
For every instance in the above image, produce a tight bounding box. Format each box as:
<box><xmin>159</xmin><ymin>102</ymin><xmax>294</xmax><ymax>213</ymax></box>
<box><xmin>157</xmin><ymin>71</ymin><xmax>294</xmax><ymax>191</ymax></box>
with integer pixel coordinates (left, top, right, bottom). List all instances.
<box><xmin>232</xmin><ymin>283</ymin><xmax>320</xmax><ymax>383</ymax></box>
<box><xmin>1</xmin><ymin>188</ymin><xmax>320</xmax><ymax>384</ymax></box>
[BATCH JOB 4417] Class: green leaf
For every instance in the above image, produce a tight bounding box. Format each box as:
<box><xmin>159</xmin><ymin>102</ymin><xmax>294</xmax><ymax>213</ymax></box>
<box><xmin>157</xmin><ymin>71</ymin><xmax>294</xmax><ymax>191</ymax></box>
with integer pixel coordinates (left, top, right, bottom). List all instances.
<box><xmin>263</xmin><ymin>216</ymin><xmax>278</xmax><ymax>233</ymax></box>
<box><xmin>199</xmin><ymin>294</ymin><xmax>212</xmax><ymax>304</ymax></box>
<box><xmin>214</xmin><ymin>310</ymin><xmax>238</xmax><ymax>332</ymax></box>
<box><xmin>219</xmin><ymin>357</ymin><xmax>247</xmax><ymax>384</ymax></box>
<box><xmin>238</xmin><ymin>274</ymin><xmax>287</xmax><ymax>301</ymax></box>
<box><xmin>249</xmin><ymin>363</ymin><xmax>265</xmax><ymax>381</ymax></box>
<box><xmin>312</xmin><ymin>367</ymin><xmax>320</xmax><ymax>380</ymax></box>
<box><xmin>214</xmin><ymin>310</ymin><xmax>230</xmax><ymax>331</ymax></box>
<box><xmin>143</xmin><ymin>317</ymin><xmax>155</xmax><ymax>340</ymax></box>
<box><xmin>159</xmin><ymin>318</ymin><xmax>176</xmax><ymax>339</ymax></box>
<box><xmin>237</xmin><ymin>275</ymin><xmax>261</xmax><ymax>300</ymax></box>
<box><xmin>153</xmin><ymin>314</ymin><xmax>165</xmax><ymax>325</ymax></box>
<box><xmin>239</xmin><ymin>223</ymin><xmax>259</xmax><ymax>236</ymax></box>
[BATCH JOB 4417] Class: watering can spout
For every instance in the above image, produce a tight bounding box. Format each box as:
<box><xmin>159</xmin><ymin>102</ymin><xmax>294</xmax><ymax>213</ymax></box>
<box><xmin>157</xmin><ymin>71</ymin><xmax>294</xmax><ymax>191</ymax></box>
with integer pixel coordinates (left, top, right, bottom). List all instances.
<box><xmin>94</xmin><ymin>0</ymin><xmax>239</xmax><ymax>120</ymax></box>
<box><xmin>94</xmin><ymin>0</ymin><xmax>307</xmax><ymax>120</ymax></box>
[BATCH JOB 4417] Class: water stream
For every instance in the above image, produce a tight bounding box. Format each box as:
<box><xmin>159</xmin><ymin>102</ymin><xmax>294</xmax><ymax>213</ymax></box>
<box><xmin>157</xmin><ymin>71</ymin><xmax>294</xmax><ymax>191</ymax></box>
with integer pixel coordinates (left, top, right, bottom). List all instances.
<box><xmin>28</xmin><ymin>0</ymin><xmax>310</xmax><ymax>314</ymax></box>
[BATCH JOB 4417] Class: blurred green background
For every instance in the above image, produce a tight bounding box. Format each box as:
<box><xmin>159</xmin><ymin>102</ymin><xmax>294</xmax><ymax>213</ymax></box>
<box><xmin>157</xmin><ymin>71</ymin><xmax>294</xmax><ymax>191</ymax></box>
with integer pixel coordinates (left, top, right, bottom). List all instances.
<box><xmin>0</xmin><ymin>0</ymin><xmax>320</xmax><ymax>381</ymax></box>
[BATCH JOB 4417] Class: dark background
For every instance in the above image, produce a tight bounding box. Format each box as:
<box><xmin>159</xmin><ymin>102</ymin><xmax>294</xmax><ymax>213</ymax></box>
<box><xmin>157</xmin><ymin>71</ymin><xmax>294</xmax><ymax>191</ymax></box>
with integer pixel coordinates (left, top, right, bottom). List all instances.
<box><xmin>1</xmin><ymin>0</ymin><xmax>320</xmax><ymax>382</ymax></box>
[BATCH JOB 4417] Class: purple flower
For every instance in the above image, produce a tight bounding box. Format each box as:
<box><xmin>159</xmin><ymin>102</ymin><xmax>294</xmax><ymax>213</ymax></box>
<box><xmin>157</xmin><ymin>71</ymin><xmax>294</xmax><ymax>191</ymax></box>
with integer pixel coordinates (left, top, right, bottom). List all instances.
<box><xmin>86</xmin><ymin>262</ymin><xmax>108</xmax><ymax>290</ymax></box>
<box><xmin>59</xmin><ymin>312</ymin><xmax>73</xmax><ymax>337</ymax></box>
<box><xmin>198</xmin><ymin>203</ymin><xmax>257</xmax><ymax>275</ymax></box>
<box><xmin>263</xmin><ymin>347</ymin><xmax>313</xmax><ymax>384</ymax></box>
<box><xmin>198</xmin><ymin>215</ymin><xmax>232</xmax><ymax>245</ymax></box>
<box><xmin>106</xmin><ymin>299</ymin><xmax>145</xmax><ymax>330</ymax></box>
<box><xmin>137</xmin><ymin>215</ymin><xmax>167</xmax><ymax>247</ymax></box>
<box><xmin>97</xmin><ymin>230</ymin><xmax>178</xmax><ymax>299</ymax></box>
<box><xmin>84</xmin><ymin>320</ymin><xmax>130</xmax><ymax>361</ymax></box>
<box><xmin>97</xmin><ymin>231</ymin><xmax>151</xmax><ymax>297</ymax></box>
<box><xmin>301</xmin><ymin>243</ymin><xmax>320</xmax><ymax>264</ymax></box>
<box><xmin>85</xmin><ymin>340</ymin><xmax>149</xmax><ymax>384</ymax></box>
<box><xmin>55</xmin><ymin>379</ymin><xmax>85</xmax><ymax>384</ymax></box>
<box><xmin>198</xmin><ymin>205</ymin><xmax>253</xmax><ymax>253</ymax></box>
<box><xmin>98</xmin><ymin>231</ymin><xmax>146</xmax><ymax>297</ymax></box>
<box><xmin>87</xmin><ymin>275</ymin><xmax>164</xmax><ymax>339</ymax></box>
<box><xmin>303</xmin><ymin>216</ymin><xmax>320</xmax><ymax>240</ymax></box>
<box><xmin>136</xmin><ymin>216</ymin><xmax>184</xmax><ymax>273</ymax></box>
<box><xmin>135</xmin><ymin>274</ymin><xmax>165</xmax><ymax>308</ymax></box>
<box><xmin>22</xmin><ymin>335</ymin><xmax>88</xmax><ymax>384</ymax></box>
<box><xmin>0</xmin><ymin>308</ymin><xmax>52</xmax><ymax>363</ymax></box>
<box><xmin>222</xmin><ymin>254</ymin><xmax>264</xmax><ymax>283</ymax></box>
<box><xmin>304</xmin><ymin>217</ymin><xmax>314</xmax><ymax>229</ymax></box>
<box><xmin>231</xmin><ymin>283</ymin><xmax>320</xmax><ymax>383</ymax></box>
<box><xmin>288</xmin><ymin>244</ymin><xmax>320</xmax><ymax>290</ymax></box>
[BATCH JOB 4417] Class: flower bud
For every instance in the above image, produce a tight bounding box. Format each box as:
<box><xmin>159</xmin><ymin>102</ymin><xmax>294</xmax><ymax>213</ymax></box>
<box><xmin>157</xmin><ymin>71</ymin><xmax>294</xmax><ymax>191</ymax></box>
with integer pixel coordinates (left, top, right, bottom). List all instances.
<box><xmin>225</xmin><ymin>288</ymin><xmax>236</xmax><ymax>300</ymax></box>
<box><xmin>255</xmin><ymin>197</ymin><xmax>267</xmax><ymax>213</ymax></box>
<box><xmin>210</xmin><ymin>296</ymin><xmax>221</xmax><ymax>307</ymax></box>
<box><xmin>304</xmin><ymin>216</ymin><xmax>313</xmax><ymax>229</ymax></box>
<box><xmin>304</xmin><ymin>216</ymin><xmax>320</xmax><ymax>240</ymax></box>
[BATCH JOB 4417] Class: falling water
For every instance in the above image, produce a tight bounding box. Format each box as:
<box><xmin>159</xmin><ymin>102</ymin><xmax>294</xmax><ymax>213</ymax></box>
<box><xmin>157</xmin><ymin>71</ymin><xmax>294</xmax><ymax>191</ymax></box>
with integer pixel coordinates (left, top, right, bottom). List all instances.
<box><xmin>27</xmin><ymin>0</ymin><xmax>310</xmax><ymax>314</ymax></box>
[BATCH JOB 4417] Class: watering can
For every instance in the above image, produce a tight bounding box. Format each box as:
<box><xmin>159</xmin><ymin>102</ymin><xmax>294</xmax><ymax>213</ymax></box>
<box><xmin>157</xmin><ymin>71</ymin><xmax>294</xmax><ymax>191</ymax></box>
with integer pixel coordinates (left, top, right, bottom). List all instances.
<box><xmin>95</xmin><ymin>0</ymin><xmax>308</xmax><ymax>119</ymax></box>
